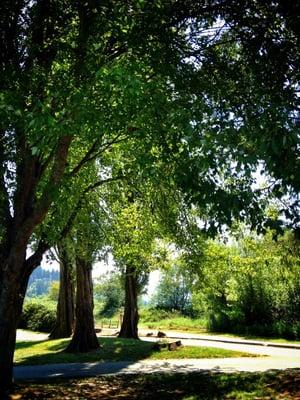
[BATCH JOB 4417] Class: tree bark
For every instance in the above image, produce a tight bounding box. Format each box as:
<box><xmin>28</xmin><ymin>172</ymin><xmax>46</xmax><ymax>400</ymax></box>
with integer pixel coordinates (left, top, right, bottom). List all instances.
<box><xmin>0</xmin><ymin>252</ymin><xmax>29</xmax><ymax>395</ymax></box>
<box><xmin>118</xmin><ymin>264</ymin><xmax>139</xmax><ymax>339</ymax></box>
<box><xmin>49</xmin><ymin>243</ymin><xmax>75</xmax><ymax>339</ymax></box>
<box><xmin>65</xmin><ymin>255</ymin><xmax>99</xmax><ymax>352</ymax></box>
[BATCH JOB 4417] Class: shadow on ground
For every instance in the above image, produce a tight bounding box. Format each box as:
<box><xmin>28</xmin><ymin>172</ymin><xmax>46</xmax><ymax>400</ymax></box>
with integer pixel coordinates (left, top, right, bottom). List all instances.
<box><xmin>15</xmin><ymin>337</ymin><xmax>158</xmax><ymax>365</ymax></box>
<box><xmin>8</xmin><ymin>370</ymin><xmax>300</xmax><ymax>399</ymax></box>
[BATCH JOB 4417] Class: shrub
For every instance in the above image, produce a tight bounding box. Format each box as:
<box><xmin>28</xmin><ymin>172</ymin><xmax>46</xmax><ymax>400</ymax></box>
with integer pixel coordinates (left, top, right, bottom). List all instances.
<box><xmin>206</xmin><ymin>311</ymin><xmax>232</xmax><ymax>333</ymax></box>
<box><xmin>19</xmin><ymin>300</ymin><xmax>56</xmax><ymax>333</ymax></box>
<box><xmin>140</xmin><ymin>308</ymin><xmax>176</xmax><ymax>323</ymax></box>
<box><xmin>271</xmin><ymin>321</ymin><xmax>300</xmax><ymax>340</ymax></box>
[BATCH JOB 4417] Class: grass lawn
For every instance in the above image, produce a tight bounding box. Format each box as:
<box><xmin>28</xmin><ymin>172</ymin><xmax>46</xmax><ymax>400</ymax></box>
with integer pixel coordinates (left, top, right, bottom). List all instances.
<box><xmin>138</xmin><ymin>321</ymin><xmax>300</xmax><ymax>345</ymax></box>
<box><xmin>139</xmin><ymin>316</ymin><xmax>207</xmax><ymax>333</ymax></box>
<box><xmin>9</xmin><ymin>370</ymin><xmax>300</xmax><ymax>399</ymax></box>
<box><xmin>14</xmin><ymin>337</ymin><xmax>255</xmax><ymax>365</ymax></box>
<box><xmin>138</xmin><ymin>318</ymin><xmax>300</xmax><ymax>345</ymax></box>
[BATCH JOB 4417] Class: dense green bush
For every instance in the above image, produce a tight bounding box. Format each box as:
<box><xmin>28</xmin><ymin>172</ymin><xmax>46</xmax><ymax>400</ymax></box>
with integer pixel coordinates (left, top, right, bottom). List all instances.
<box><xmin>139</xmin><ymin>307</ymin><xmax>206</xmax><ymax>331</ymax></box>
<box><xmin>19</xmin><ymin>299</ymin><xmax>56</xmax><ymax>333</ymax></box>
<box><xmin>194</xmin><ymin>230</ymin><xmax>300</xmax><ymax>339</ymax></box>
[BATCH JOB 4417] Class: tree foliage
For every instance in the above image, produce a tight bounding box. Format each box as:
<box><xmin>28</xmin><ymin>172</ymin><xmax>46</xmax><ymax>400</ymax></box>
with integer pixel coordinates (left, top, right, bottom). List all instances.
<box><xmin>151</xmin><ymin>261</ymin><xmax>194</xmax><ymax>316</ymax></box>
<box><xmin>94</xmin><ymin>272</ymin><xmax>124</xmax><ymax>319</ymax></box>
<box><xmin>1</xmin><ymin>0</ymin><xmax>300</xmax><ymax>390</ymax></box>
<box><xmin>192</xmin><ymin>230</ymin><xmax>300</xmax><ymax>338</ymax></box>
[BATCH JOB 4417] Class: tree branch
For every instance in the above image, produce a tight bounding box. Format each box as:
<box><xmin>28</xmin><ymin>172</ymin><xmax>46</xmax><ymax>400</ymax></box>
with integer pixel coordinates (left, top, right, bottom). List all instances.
<box><xmin>83</xmin><ymin>175</ymin><xmax>125</xmax><ymax>194</ymax></box>
<box><xmin>16</xmin><ymin>135</ymin><xmax>73</xmax><ymax>243</ymax></box>
<box><xmin>70</xmin><ymin>138</ymin><xmax>102</xmax><ymax>176</ymax></box>
<box><xmin>60</xmin><ymin>175</ymin><xmax>125</xmax><ymax>240</ymax></box>
<box><xmin>69</xmin><ymin>132</ymin><xmax>132</xmax><ymax>177</ymax></box>
<box><xmin>24</xmin><ymin>238</ymin><xmax>50</xmax><ymax>274</ymax></box>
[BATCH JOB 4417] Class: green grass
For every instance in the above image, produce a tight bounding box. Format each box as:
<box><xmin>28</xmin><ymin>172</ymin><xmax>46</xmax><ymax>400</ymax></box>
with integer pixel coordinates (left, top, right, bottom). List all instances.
<box><xmin>139</xmin><ymin>310</ymin><xmax>300</xmax><ymax>344</ymax></box>
<box><xmin>10</xmin><ymin>370</ymin><xmax>300</xmax><ymax>399</ymax></box>
<box><xmin>139</xmin><ymin>321</ymin><xmax>300</xmax><ymax>344</ymax></box>
<box><xmin>140</xmin><ymin>317</ymin><xmax>206</xmax><ymax>332</ymax></box>
<box><xmin>14</xmin><ymin>337</ymin><xmax>255</xmax><ymax>366</ymax></box>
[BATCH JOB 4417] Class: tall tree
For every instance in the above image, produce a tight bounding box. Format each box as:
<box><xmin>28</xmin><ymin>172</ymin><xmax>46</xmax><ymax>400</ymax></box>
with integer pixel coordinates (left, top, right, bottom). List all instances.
<box><xmin>65</xmin><ymin>251</ymin><xmax>99</xmax><ymax>352</ymax></box>
<box><xmin>64</xmin><ymin>188</ymin><xmax>108</xmax><ymax>352</ymax></box>
<box><xmin>110</xmin><ymin>194</ymin><xmax>158</xmax><ymax>339</ymax></box>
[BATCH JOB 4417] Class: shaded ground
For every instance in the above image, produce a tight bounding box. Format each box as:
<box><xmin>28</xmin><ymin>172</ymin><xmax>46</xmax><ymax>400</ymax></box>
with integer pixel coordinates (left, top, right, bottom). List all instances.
<box><xmin>15</xmin><ymin>337</ymin><xmax>253</xmax><ymax>366</ymax></box>
<box><xmin>14</xmin><ymin>331</ymin><xmax>300</xmax><ymax>381</ymax></box>
<box><xmin>8</xmin><ymin>370</ymin><xmax>300</xmax><ymax>399</ymax></box>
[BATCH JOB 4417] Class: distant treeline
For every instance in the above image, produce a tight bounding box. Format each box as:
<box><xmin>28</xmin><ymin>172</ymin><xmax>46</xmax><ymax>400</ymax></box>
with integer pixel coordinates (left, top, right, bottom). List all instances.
<box><xmin>26</xmin><ymin>267</ymin><xmax>59</xmax><ymax>297</ymax></box>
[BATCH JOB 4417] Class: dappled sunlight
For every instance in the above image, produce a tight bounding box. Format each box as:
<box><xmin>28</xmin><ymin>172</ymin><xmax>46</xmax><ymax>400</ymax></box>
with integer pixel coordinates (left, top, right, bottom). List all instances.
<box><xmin>14</xmin><ymin>337</ymin><xmax>158</xmax><ymax>366</ymax></box>
<box><xmin>10</xmin><ymin>371</ymin><xmax>300</xmax><ymax>399</ymax></box>
<box><xmin>46</xmin><ymin>339</ymin><xmax>71</xmax><ymax>352</ymax></box>
<box><xmin>15</xmin><ymin>341</ymin><xmax>47</xmax><ymax>351</ymax></box>
<box><xmin>14</xmin><ymin>335</ymin><xmax>256</xmax><ymax>369</ymax></box>
<box><xmin>114</xmin><ymin>347</ymin><xmax>122</xmax><ymax>354</ymax></box>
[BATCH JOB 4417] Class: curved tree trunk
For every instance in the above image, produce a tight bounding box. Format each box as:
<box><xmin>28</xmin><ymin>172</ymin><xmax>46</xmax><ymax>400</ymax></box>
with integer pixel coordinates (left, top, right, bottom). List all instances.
<box><xmin>65</xmin><ymin>255</ymin><xmax>99</xmax><ymax>352</ymax></box>
<box><xmin>49</xmin><ymin>243</ymin><xmax>75</xmax><ymax>339</ymax></box>
<box><xmin>118</xmin><ymin>264</ymin><xmax>139</xmax><ymax>339</ymax></box>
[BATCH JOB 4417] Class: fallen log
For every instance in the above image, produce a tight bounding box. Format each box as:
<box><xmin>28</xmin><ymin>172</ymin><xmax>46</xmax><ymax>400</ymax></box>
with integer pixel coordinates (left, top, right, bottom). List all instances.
<box><xmin>152</xmin><ymin>342</ymin><xmax>168</xmax><ymax>350</ymax></box>
<box><xmin>152</xmin><ymin>340</ymin><xmax>183</xmax><ymax>351</ymax></box>
<box><xmin>168</xmin><ymin>340</ymin><xmax>182</xmax><ymax>351</ymax></box>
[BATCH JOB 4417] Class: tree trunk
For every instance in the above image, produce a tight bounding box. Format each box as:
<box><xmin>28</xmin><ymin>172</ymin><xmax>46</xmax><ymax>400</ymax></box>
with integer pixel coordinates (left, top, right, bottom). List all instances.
<box><xmin>49</xmin><ymin>243</ymin><xmax>75</xmax><ymax>339</ymax></box>
<box><xmin>118</xmin><ymin>264</ymin><xmax>139</xmax><ymax>339</ymax></box>
<box><xmin>65</xmin><ymin>255</ymin><xmax>99</xmax><ymax>352</ymax></box>
<box><xmin>0</xmin><ymin>255</ymin><xmax>29</xmax><ymax>395</ymax></box>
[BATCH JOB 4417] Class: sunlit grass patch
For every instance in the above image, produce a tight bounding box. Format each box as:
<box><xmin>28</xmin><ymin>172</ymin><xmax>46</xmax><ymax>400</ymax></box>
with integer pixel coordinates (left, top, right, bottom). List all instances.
<box><xmin>14</xmin><ymin>336</ymin><xmax>255</xmax><ymax>366</ymax></box>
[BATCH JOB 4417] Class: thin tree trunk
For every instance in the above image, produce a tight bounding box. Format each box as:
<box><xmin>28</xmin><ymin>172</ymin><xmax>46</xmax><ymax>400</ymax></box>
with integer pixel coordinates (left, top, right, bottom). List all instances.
<box><xmin>118</xmin><ymin>264</ymin><xmax>139</xmax><ymax>339</ymax></box>
<box><xmin>49</xmin><ymin>243</ymin><xmax>75</xmax><ymax>339</ymax></box>
<box><xmin>65</xmin><ymin>255</ymin><xmax>99</xmax><ymax>352</ymax></box>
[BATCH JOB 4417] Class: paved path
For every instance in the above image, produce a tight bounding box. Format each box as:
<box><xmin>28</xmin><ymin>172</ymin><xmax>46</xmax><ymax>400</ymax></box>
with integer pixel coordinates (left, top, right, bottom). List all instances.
<box><xmin>17</xmin><ymin>329</ymin><xmax>48</xmax><ymax>342</ymax></box>
<box><xmin>14</xmin><ymin>329</ymin><xmax>300</xmax><ymax>382</ymax></box>
<box><xmin>141</xmin><ymin>329</ymin><xmax>300</xmax><ymax>349</ymax></box>
<box><xmin>101</xmin><ymin>328</ymin><xmax>300</xmax><ymax>357</ymax></box>
<box><xmin>14</xmin><ymin>358</ymin><xmax>300</xmax><ymax>382</ymax></box>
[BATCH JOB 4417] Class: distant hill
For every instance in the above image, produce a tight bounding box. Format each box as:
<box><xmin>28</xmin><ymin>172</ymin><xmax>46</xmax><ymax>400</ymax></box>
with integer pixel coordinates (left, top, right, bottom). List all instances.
<box><xmin>26</xmin><ymin>266</ymin><xmax>59</xmax><ymax>298</ymax></box>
